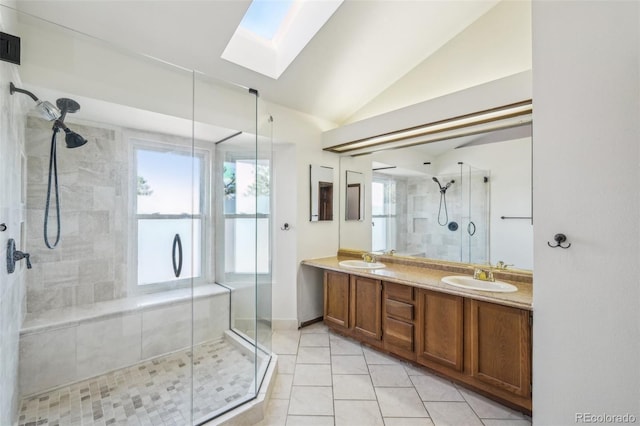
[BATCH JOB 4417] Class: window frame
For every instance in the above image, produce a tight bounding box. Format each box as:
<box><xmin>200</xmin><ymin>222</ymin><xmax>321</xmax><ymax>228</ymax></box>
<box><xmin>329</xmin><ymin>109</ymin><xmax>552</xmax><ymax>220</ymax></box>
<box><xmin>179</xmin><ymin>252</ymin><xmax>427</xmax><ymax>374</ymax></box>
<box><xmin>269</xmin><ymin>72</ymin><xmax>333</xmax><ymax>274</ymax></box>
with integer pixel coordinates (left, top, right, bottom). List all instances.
<box><xmin>219</xmin><ymin>151</ymin><xmax>271</xmax><ymax>282</ymax></box>
<box><xmin>128</xmin><ymin>135</ymin><xmax>211</xmax><ymax>295</ymax></box>
<box><xmin>371</xmin><ymin>176</ymin><xmax>398</xmax><ymax>253</ymax></box>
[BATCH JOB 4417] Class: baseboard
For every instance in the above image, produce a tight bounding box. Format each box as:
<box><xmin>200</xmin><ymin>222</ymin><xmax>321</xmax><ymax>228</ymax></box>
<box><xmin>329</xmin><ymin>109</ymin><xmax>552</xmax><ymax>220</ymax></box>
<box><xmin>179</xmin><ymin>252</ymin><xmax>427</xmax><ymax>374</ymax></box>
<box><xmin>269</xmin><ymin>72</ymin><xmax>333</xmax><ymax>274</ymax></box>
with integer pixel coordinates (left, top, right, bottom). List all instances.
<box><xmin>299</xmin><ymin>316</ymin><xmax>323</xmax><ymax>328</ymax></box>
<box><xmin>272</xmin><ymin>319</ymin><xmax>299</xmax><ymax>331</ymax></box>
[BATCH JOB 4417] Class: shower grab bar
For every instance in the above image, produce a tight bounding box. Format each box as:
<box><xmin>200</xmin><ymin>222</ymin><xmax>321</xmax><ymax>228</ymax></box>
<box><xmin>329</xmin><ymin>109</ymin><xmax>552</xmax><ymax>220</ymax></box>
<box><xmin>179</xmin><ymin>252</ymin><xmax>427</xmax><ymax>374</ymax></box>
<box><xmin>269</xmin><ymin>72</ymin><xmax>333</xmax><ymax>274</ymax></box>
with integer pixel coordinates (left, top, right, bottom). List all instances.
<box><xmin>172</xmin><ymin>234</ymin><xmax>183</xmax><ymax>278</ymax></box>
<box><xmin>500</xmin><ymin>216</ymin><xmax>532</xmax><ymax>220</ymax></box>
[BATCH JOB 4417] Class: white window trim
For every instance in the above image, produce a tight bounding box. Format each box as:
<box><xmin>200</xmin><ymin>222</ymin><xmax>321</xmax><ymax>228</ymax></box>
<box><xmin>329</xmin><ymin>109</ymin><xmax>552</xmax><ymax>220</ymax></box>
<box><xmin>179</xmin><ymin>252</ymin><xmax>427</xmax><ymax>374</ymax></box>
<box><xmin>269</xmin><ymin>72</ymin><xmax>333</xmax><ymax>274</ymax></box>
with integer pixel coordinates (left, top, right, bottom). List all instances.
<box><xmin>372</xmin><ymin>177</ymin><xmax>397</xmax><ymax>253</ymax></box>
<box><xmin>218</xmin><ymin>151</ymin><xmax>271</xmax><ymax>282</ymax></box>
<box><xmin>127</xmin><ymin>132</ymin><xmax>212</xmax><ymax>295</ymax></box>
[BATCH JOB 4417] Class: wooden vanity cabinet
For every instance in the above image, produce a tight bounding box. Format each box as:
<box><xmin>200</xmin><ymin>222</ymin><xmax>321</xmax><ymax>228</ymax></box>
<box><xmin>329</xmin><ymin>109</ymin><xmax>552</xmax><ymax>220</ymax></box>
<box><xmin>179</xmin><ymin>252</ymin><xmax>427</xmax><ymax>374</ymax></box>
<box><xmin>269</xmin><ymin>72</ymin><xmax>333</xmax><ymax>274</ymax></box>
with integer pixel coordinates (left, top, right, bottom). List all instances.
<box><xmin>467</xmin><ymin>300</ymin><xmax>532</xmax><ymax>398</ymax></box>
<box><xmin>323</xmin><ymin>270</ymin><xmax>350</xmax><ymax>329</ymax></box>
<box><xmin>350</xmin><ymin>275</ymin><xmax>382</xmax><ymax>343</ymax></box>
<box><xmin>382</xmin><ymin>282</ymin><xmax>416</xmax><ymax>359</ymax></box>
<box><xmin>323</xmin><ymin>271</ymin><xmax>382</xmax><ymax>346</ymax></box>
<box><xmin>416</xmin><ymin>289</ymin><xmax>464</xmax><ymax>372</ymax></box>
<box><xmin>322</xmin><ymin>270</ymin><xmax>532</xmax><ymax>413</ymax></box>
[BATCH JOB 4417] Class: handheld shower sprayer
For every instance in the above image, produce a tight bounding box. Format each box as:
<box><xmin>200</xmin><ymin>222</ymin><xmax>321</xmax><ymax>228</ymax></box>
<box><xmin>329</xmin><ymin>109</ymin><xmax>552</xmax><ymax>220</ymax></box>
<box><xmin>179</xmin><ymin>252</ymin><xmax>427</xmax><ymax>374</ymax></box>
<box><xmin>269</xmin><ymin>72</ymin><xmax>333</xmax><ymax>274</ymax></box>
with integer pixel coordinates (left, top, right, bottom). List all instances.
<box><xmin>9</xmin><ymin>82</ymin><xmax>89</xmax><ymax>248</ymax></box>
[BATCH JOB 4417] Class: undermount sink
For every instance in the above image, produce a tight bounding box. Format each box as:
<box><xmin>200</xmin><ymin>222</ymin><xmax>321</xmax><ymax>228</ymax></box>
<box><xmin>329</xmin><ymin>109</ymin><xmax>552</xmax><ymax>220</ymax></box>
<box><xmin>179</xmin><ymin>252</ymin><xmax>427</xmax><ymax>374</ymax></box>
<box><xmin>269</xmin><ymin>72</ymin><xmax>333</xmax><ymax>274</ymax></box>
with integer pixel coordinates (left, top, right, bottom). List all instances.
<box><xmin>441</xmin><ymin>275</ymin><xmax>518</xmax><ymax>293</ymax></box>
<box><xmin>338</xmin><ymin>260</ymin><xmax>386</xmax><ymax>269</ymax></box>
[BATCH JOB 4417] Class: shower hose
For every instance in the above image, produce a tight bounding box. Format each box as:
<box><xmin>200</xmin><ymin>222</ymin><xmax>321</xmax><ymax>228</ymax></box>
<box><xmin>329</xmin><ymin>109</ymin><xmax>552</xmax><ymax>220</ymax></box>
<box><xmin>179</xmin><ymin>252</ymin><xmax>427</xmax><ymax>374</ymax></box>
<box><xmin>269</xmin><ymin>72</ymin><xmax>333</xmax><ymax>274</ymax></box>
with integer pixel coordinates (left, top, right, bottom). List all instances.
<box><xmin>437</xmin><ymin>191</ymin><xmax>449</xmax><ymax>226</ymax></box>
<box><xmin>44</xmin><ymin>128</ymin><xmax>61</xmax><ymax>249</ymax></box>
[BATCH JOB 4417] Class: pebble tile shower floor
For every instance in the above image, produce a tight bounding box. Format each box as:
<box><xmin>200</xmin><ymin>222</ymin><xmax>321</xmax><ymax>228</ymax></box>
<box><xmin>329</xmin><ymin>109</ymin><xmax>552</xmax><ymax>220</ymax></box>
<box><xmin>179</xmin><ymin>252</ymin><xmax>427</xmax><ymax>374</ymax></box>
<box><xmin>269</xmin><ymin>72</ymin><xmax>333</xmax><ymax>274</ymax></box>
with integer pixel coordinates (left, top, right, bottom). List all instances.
<box><xmin>18</xmin><ymin>339</ymin><xmax>255</xmax><ymax>426</ymax></box>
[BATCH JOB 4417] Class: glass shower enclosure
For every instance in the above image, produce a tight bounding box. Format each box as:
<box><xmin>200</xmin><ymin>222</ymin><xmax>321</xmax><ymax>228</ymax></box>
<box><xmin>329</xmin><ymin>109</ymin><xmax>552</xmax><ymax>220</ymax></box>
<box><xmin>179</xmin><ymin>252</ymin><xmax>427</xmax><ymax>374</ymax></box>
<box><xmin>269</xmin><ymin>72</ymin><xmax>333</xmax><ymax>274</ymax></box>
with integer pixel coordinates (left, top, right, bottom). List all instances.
<box><xmin>2</xmin><ymin>5</ymin><xmax>272</xmax><ymax>425</ymax></box>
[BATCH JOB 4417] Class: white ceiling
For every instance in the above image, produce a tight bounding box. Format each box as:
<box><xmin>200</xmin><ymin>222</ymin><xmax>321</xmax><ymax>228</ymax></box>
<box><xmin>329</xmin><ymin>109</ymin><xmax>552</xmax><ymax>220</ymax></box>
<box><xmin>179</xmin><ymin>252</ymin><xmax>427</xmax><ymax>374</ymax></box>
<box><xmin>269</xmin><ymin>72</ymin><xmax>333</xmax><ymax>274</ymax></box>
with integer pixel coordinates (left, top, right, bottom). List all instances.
<box><xmin>13</xmin><ymin>0</ymin><xmax>500</xmax><ymax>124</ymax></box>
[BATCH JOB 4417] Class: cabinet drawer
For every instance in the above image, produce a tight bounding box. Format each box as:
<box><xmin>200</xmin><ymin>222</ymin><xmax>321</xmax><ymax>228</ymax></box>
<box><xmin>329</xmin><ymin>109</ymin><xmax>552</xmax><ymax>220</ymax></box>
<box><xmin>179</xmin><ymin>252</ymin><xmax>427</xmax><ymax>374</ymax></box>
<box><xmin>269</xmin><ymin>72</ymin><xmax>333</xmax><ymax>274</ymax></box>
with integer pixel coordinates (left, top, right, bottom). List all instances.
<box><xmin>385</xmin><ymin>282</ymin><xmax>414</xmax><ymax>302</ymax></box>
<box><xmin>384</xmin><ymin>317</ymin><xmax>414</xmax><ymax>351</ymax></box>
<box><xmin>385</xmin><ymin>299</ymin><xmax>414</xmax><ymax>321</ymax></box>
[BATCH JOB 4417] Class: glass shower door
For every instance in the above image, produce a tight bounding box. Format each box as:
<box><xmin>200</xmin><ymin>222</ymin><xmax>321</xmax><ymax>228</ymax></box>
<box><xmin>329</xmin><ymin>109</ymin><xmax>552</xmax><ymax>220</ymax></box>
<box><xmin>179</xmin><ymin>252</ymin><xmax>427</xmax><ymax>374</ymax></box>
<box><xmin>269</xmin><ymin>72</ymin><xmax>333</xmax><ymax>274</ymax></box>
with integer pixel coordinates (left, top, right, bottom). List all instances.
<box><xmin>194</xmin><ymin>74</ymin><xmax>272</xmax><ymax>423</ymax></box>
<box><xmin>7</xmin><ymin>6</ymin><xmax>199</xmax><ymax>426</ymax></box>
<box><xmin>461</xmin><ymin>165</ymin><xmax>490</xmax><ymax>265</ymax></box>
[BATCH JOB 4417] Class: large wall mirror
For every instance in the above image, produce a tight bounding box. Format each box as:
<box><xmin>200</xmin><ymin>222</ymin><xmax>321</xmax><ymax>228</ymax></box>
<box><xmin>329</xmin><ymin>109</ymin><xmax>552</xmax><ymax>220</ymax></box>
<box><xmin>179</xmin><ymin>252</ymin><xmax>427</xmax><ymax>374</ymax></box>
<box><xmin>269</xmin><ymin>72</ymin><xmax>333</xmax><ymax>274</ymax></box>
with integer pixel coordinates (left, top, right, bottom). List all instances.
<box><xmin>310</xmin><ymin>164</ymin><xmax>334</xmax><ymax>221</ymax></box>
<box><xmin>339</xmin><ymin>125</ymin><xmax>533</xmax><ymax>270</ymax></box>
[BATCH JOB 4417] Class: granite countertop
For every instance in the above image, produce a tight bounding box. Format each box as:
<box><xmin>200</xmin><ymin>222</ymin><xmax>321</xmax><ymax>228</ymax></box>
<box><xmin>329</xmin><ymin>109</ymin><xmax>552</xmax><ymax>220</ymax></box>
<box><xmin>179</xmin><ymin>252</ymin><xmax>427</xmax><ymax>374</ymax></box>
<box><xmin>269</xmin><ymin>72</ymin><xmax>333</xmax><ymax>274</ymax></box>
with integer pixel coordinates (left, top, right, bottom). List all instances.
<box><xmin>302</xmin><ymin>256</ymin><xmax>533</xmax><ymax>311</ymax></box>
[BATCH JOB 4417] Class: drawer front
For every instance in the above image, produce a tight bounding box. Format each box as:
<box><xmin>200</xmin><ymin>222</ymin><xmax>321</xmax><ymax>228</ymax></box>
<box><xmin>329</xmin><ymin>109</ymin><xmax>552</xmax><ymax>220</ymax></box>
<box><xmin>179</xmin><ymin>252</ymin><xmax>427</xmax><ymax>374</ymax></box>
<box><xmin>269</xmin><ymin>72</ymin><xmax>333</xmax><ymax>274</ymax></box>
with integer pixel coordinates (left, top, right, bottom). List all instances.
<box><xmin>384</xmin><ymin>317</ymin><xmax>414</xmax><ymax>351</ymax></box>
<box><xmin>385</xmin><ymin>299</ymin><xmax>414</xmax><ymax>321</ymax></box>
<box><xmin>385</xmin><ymin>282</ymin><xmax>414</xmax><ymax>302</ymax></box>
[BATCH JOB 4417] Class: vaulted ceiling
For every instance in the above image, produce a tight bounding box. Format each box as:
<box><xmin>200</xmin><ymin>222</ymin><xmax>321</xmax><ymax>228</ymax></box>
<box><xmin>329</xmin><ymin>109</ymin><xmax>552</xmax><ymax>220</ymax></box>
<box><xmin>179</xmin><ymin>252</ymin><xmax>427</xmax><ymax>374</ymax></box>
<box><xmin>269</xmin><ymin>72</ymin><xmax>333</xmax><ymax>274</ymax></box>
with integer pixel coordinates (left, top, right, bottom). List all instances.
<box><xmin>13</xmin><ymin>0</ymin><xmax>500</xmax><ymax>124</ymax></box>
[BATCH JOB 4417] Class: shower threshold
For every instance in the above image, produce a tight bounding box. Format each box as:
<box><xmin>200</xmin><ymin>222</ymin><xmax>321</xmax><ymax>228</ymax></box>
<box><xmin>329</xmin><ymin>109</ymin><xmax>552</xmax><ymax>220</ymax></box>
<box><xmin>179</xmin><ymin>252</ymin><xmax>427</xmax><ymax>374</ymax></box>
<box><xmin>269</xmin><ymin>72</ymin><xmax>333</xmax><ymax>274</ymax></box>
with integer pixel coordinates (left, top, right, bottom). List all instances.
<box><xmin>18</xmin><ymin>337</ymin><xmax>258</xmax><ymax>426</ymax></box>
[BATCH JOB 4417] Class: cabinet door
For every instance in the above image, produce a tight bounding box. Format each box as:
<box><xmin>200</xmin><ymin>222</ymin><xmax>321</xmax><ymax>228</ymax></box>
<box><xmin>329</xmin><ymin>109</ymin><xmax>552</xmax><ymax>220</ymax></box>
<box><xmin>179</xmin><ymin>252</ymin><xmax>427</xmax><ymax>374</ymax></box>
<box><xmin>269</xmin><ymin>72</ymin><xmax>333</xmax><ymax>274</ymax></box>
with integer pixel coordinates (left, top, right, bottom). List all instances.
<box><xmin>416</xmin><ymin>289</ymin><xmax>464</xmax><ymax>372</ymax></box>
<box><xmin>323</xmin><ymin>271</ymin><xmax>350</xmax><ymax>329</ymax></box>
<box><xmin>469</xmin><ymin>300</ymin><xmax>531</xmax><ymax>397</ymax></box>
<box><xmin>351</xmin><ymin>275</ymin><xmax>382</xmax><ymax>340</ymax></box>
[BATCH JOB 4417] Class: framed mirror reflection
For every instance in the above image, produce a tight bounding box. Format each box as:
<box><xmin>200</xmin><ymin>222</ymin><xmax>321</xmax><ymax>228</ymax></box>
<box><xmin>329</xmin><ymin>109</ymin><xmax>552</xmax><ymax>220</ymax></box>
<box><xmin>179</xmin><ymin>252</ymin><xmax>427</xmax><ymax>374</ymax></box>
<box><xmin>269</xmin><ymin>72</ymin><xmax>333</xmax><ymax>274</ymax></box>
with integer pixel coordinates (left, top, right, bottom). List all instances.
<box><xmin>339</xmin><ymin>125</ymin><xmax>533</xmax><ymax>270</ymax></box>
<box><xmin>345</xmin><ymin>170</ymin><xmax>364</xmax><ymax>221</ymax></box>
<box><xmin>310</xmin><ymin>164</ymin><xmax>334</xmax><ymax>221</ymax></box>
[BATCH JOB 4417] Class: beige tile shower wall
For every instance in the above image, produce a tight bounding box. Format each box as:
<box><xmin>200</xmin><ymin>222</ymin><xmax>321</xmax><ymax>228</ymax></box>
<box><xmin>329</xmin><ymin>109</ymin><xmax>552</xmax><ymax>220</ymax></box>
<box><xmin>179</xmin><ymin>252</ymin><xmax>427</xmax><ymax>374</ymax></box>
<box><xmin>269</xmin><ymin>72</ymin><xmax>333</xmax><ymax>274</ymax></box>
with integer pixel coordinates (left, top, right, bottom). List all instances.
<box><xmin>0</xmin><ymin>14</ymin><xmax>28</xmax><ymax>425</ymax></box>
<box><xmin>25</xmin><ymin>117</ymin><xmax>128</xmax><ymax>313</ymax></box>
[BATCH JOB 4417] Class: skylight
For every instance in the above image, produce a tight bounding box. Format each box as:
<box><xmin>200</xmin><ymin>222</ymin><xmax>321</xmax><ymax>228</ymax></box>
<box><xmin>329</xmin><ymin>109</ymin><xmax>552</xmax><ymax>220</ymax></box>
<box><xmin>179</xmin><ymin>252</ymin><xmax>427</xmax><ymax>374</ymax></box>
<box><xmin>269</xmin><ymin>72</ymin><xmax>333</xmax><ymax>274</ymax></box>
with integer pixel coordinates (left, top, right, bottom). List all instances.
<box><xmin>239</xmin><ymin>0</ymin><xmax>294</xmax><ymax>41</ymax></box>
<box><xmin>222</xmin><ymin>0</ymin><xmax>343</xmax><ymax>79</ymax></box>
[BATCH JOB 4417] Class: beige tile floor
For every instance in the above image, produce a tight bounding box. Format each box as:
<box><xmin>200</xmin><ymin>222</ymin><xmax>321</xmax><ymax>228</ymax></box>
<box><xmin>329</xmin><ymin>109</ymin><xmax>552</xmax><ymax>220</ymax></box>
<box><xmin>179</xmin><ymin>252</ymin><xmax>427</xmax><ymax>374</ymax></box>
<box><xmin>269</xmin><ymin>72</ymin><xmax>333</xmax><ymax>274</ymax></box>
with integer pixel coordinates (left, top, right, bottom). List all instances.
<box><xmin>258</xmin><ymin>322</ymin><xmax>531</xmax><ymax>426</ymax></box>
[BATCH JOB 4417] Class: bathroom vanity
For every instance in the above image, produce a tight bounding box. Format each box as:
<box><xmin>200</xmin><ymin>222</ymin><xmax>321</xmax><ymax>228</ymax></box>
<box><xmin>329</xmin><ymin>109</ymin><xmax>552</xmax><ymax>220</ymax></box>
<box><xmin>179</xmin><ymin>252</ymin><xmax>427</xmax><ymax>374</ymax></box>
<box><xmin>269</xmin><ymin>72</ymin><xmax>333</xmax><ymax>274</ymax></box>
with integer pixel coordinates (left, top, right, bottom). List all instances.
<box><xmin>302</xmin><ymin>251</ymin><xmax>533</xmax><ymax>414</ymax></box>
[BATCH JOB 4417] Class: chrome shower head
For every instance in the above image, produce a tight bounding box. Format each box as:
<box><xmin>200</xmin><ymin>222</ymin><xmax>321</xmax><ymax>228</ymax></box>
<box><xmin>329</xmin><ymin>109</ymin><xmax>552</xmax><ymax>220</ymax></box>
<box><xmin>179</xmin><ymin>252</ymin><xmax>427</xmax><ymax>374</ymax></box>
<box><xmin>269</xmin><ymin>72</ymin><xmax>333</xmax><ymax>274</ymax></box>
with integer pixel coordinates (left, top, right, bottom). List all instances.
<box><xmin>9</xmin><ymin>82</ymin><xmax>61</xmax><ymax>121</ymax></box>
<box><xmin>35</xmin><ymin>100</ymin><xmax>62</xmax><ymax>121</ymax></box>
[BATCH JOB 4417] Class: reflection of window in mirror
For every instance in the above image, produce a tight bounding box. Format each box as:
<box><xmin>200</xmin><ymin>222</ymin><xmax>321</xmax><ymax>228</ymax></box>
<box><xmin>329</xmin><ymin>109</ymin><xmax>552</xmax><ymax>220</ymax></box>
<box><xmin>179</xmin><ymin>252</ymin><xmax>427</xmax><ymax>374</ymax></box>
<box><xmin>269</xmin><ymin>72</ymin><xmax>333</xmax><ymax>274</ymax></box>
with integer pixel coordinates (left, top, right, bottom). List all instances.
<box><xmin>371</xmin><ymin>178</ymin><xmax>397</xmax><ymax>252</ymax></box>
<box><xmin>310</xmin><ymin>164</ymin><xmax>334</xmax><ymax>221</ymax></box>
<box><xmin>346</xmin><ymin>184</ymin><xmax>361</xmax><ymax>220</ymax></box>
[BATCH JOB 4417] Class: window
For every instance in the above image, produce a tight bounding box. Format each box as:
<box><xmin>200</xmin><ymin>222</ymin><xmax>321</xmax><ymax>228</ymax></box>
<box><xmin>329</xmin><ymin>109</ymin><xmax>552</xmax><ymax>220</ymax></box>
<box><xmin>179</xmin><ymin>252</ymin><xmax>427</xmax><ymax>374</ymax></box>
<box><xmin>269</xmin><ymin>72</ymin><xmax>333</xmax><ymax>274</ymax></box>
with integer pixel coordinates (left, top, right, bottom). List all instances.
<box><xmin>221</xmin><ymin>0</ymin><xmax>343</xmax><ymax>79</ymax></box>
<box><xmin>222</xmin><ymin>153</ymin><xmax>270</xmax><ymax>276</ymax></box>
<box><xmin>239</xmin><ymin>0</ymin><xmax>294</xmax><ymax>40</ymax></box>
<box><xmin>372</xmin><ymin>177</ymin><xmax>397</xmax><ymax>252</ymax></box>
<box><xmin>133</xmin><ymin>141</ymin><xmax>208</xmax><ymax>289</ymax></box>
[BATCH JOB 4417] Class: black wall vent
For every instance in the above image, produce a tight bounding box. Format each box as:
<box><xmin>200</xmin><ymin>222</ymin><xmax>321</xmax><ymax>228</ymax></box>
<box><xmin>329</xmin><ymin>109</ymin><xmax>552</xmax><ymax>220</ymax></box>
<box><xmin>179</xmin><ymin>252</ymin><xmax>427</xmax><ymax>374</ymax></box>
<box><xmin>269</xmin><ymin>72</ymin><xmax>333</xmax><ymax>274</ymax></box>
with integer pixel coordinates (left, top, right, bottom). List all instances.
<box><xmin>0</xmin><ymin>32</ymin><xmax>20</xmax><ymax>65</ymax></box>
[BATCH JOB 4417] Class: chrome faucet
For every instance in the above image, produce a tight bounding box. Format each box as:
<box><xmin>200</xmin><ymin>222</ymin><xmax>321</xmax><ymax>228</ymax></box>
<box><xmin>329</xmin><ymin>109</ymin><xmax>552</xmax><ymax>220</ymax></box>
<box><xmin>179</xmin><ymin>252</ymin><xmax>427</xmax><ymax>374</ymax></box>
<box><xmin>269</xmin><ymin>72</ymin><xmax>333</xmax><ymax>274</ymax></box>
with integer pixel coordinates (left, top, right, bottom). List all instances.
<box><xmin>473</xmin><ymin>267</ymin><xmax>494</xmax><ymax>282</ymax></box>
<box><xmin>494</xmin><ymin>260</ymin><xmax>513</xmax><ymax>270</ymax></box>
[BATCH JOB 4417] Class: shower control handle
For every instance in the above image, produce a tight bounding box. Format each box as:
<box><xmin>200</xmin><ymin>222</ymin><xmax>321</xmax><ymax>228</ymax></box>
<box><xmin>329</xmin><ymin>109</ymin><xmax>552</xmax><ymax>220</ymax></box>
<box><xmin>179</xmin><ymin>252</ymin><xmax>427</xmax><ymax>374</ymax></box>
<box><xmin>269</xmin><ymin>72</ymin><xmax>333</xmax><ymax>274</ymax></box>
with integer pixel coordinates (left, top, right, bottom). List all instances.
<box><xmin>14</xmin><ymin>250</ymin><xmax>32</xmax><ymax>269</ymax></box>
<box><xmin>6</xmin><ymin>238</ymin><xmax>32</xmax><ymax>274</ymax></box>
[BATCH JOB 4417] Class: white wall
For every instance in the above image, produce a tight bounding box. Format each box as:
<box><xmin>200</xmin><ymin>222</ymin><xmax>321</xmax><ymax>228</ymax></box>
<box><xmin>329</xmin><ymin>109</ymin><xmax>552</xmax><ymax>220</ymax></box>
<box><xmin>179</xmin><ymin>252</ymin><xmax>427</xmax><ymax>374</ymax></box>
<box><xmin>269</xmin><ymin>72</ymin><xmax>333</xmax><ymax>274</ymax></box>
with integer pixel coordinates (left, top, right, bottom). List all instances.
<box><xmin>257</xmin><ymin>102</ymin><xmax>339</xmax><ymax>328</ymax></box>
<box><xmin>347</xmin><ymin>0</ymin><xmax>532</xmax><ymax>123</ymax></box>
<box><xmin>338</xmin><ymin>156</ymin><xmax>372</xmax><ymax>251</ymax></box>
<box><xmin>532</xmin><ymin>1</ymin><xmax>640</xmax><ymax>424</ymax></box>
